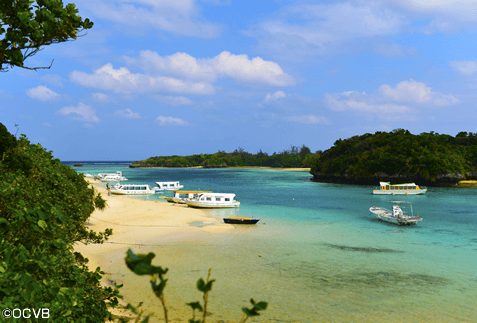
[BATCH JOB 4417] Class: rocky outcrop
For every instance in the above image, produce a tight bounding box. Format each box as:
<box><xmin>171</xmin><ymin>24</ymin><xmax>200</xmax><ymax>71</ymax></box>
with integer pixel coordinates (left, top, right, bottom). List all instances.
<box><xmin>310</xmin><ymin>171</ymin><xmax>476</xmax><ymax>187</ymax></box>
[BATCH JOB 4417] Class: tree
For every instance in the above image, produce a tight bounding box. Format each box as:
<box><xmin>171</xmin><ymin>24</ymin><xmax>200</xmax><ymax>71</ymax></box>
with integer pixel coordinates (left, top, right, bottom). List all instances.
<box><xmin>0</xmin><ymin>0</ymin><xmax>93</xmax><ymax>72</ymax></box>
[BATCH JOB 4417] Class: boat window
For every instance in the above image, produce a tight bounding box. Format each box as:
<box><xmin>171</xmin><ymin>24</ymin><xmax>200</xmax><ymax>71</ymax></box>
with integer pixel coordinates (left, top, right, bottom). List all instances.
<box><xmin>385</xmin><ymin>185</ymin><xmax>389</xmax><ymax>190</ymax></box>
<box><xmin>216</xmin><ymin>197</ymin><xmax>221</xmax><ymax>201</ymax></box>
<box><xmin>206</xmin><ymin>197</ymin><xmax>212</xmax><ymax>201</ymax></box>
<box><xmin>390</xmin><ymin>186</ymin><xmax>394</xmax><ymax>190</ymax></box>
<box><xmin>225</xmin><ymin>198</ymin><xmax>230</xmax><ymax>202</ymax></box>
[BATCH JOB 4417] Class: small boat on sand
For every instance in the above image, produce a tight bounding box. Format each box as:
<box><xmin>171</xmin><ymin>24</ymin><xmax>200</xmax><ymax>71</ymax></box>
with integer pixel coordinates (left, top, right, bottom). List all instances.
<box><xmin>110</xmin><ymin>183</ymin><xmax>157</xmax><ymax>195</ymax></box>
<box><xmin>223</xmin><ymin>217</ymin><xmax>259</xmax><ymax>224</ymax></box>
<box><xmin>369</xmin><ymin>201</ymin><xmax>422</xmax><ymax>225</ymax></box>
<box><xmin>373</xmin><ymin>182</ymin><xmax>427</xmax><ymax>195</ymax></box>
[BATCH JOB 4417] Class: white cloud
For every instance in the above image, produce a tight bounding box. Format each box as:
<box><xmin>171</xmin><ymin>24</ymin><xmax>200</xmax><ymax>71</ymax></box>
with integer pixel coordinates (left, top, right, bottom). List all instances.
<box><xmin>114</xmin><ymin>109</ymin><xmax>141</xmax><ymax>119</ymax></box>
<box><xmin>70</xmin><ymin>63</ymin><xmax>215</xmax><ymax>95</ymax></box>
<box><xmin>325</xmin><ymin>91</ymin><xmax>411</xmax><ymax>113</ymax></box>
<box><xmin>285</xmin><ymin>115</ymin><xmax>331</xmax><ymax>125</ymax></box>
<box><xmin>247</xmin><ymin>2</ymin><xmax>406</xmax><ymax>59</ymax></box>
<box><xmin>379</xmin><ymin>79</ymin><xmax>459</xmax><ymax>106</ymax></box>
<box><xmin>324</xmin><ymin>79</ymin><xmax>459</xmax><ymax>117</ymax></box>
<box><xmin>92</xmin><ymin>93</ymin><xmax>110</xmax><ymax>102</ymax></box>
<box><xmin>155</xmin><ymin>116</ymin><xmax>189</xmax><ymax>126</ymax></box>
<box><xmin>153</xmin><ymin>95</ymin><xmax>193</xmax><ymax>106</ymax></box>
<box><xmin>82</xmin><ymin>0</ymin><xmax>222</xmax><ymax>38</ymax></box>
<box><xmin>449</xmin><ymin>60</ymin><xmax>477</xmax><ymax>75</ymax></box>
<box><xmin>124</xmin><ymin>50</ymin><xmax>294</xmax><ymax>86</ymax></box>
<box><xmin>26</xmin><ymin>85</ymin><xmax>59</xmax><ymax>101</ymax></box>
<box><xmin>264</xmin><ymin>91</ymin><xmax>287</xmax><ymax>102</ymax></box>
<box><xmin>58</xmin><ymin>102</ymin><xmax>100</xmax><ymax>123</ymax></box>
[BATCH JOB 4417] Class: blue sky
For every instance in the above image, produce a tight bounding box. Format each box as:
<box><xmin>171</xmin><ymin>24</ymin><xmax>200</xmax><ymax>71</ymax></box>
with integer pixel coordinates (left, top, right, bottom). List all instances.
<box><xmin>1</xmin><ymin>0</ymin><xmax>477</xmax><ymax>160</ymax></box>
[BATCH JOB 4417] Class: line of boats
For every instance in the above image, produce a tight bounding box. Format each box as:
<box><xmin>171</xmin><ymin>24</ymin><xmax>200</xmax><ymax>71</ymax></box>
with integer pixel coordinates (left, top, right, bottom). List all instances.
<box><xmin>86</xmin><ymin>171</ymin><xmax>259</xmax><ymax>224</ymax></box>
<box><xmin>87</xmin><ymin>172</ymin><xmax>427</xmax><ymax>226</ymax></box>
<box><xmin>371</xmin><ymin>181</ymin><xmax>425</xmax><ymax>225</ymax></box>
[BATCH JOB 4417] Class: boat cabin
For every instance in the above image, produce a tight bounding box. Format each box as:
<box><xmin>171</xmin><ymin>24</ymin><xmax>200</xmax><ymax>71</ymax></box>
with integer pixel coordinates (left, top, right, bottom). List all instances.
<box><xmin>111</xmin><ymin>183</ymin><xmax>156</xmax><ymax>195</ymax></box>
<box><xmin>155</xmin><ymin>181</ymin><xmax>184</xmax><ymax>191</ymax></box>
<box><xmin>196</xmin><ymin>193</ymin><xmax>237</xmax><ymax>202</ymax></box>
<box><xmin>373</xmin><ymin>182</ymin><xmax>427</xmax><ymax>195</ymax></box>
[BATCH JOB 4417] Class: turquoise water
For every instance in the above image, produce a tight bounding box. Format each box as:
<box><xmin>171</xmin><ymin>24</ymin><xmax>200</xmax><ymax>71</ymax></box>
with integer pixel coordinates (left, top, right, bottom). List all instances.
<box><xmin>72</xmin><ymin>163</ymin><xmax>477</xmax><ymax>322</ymax></box>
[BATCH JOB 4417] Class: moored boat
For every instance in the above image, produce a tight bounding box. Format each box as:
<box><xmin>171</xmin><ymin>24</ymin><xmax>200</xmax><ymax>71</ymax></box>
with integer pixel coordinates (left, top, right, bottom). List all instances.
<box><xmin>185</xmin><ymin>193</ymin><xmax>240</xmax><ymax>208</ymax></box>
<box><xmin>223</xmin><ymin>217</ymin><xmax>259</xmax><ymax>224</ymax></box>
<box><xmin>110</xmin><ymin>183</ymin><xmax>157</xmax><ymax>195</ymax></box>
<box><xmin>95</xmin><ymin>171</ymin><xmax>128</xmax><ymax>181</ymax></box>
<box><xmin>160</xmin><ymin>190</ymin><xmax>213</xmax><ymax>203</ymax></box>
<box><xmin>369</xmin><ymin>201</ymin><xmax>422</xmax><ymax>225</ymax></box>
<box><xmin>373</xmin><ymin>182</ymin><xmax>427</xmax><ymax>195</ymax></box>
<box><xmin>155</xmin><ymin>181</ymin><xmax>184</xmax><ymax>191</ymax></box>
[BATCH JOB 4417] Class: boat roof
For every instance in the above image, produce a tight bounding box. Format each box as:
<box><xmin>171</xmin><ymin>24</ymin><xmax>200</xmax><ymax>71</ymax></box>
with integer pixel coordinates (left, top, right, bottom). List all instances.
<box><xmin>389</xmin><ymin>201</ymin><xmax>412</xmax><ymax>204</ymax></box>
<box><xmin>155</xmin><ymin>181</ymin><xmax>181</xmax><ymax>184</ymax></box>
<box><xmin>380</xmin><ymin>182</ymin><xmax>417</xmax><ymax>186</ymax></box>
<box><xmin>198</xmin><ymin>192</ymin><xmax>236</xmax><ymax>197</ymax></box>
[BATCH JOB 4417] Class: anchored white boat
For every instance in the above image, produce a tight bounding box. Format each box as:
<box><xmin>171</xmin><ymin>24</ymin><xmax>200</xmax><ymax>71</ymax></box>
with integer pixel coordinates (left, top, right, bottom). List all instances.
<box><xmin>185</xmin><ymin>193</ymin><xmax>240</xmax><ymax>208</ymax></box>
<box><xmin>110</xmin><ymin>183</ymin><xmax>157</xmax><ymax>195</ymax></box>
<box><xmin>159</xmin><ymin>190</ymin><xmax>212</xmax><ymax>204</ymax></box>
<box><xmin>369</xmin><ymin>201</ymin><xmax>422</xmax><ymax>225</ymax></box>
<box><xmin>96</xmin><ymin>171</ymin><xmax>128</xmax><ymax>182</ymax></box>
<box><xmin>373</xmin><ymin>182</ymin><xmax>427</xmax><ymax>195</ymax></box>
<box><xmin>155</xmin><ymin>181</ymin><xmax>184</xmax><ymax>191</ymax></box>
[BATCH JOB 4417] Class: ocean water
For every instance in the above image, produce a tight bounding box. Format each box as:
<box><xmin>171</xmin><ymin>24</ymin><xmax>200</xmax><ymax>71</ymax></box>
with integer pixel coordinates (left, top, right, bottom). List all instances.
<box><xmin>70</xmin><ymin>162</ymin><xmax>477</xmax><ymax>322</ymax></box>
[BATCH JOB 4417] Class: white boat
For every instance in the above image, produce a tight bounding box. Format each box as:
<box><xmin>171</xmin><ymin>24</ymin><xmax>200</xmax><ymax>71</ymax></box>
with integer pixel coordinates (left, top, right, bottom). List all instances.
<box><xmin>159</xmin><ymin>190</ymin><xmax>212</xmax><ymax>204</ymax></box>
<box><xmin>110</xmin><ymin>183</ymin><xmax>157</xmax><ymax>195</ymax></box>
<box><xmin>96</xmin><ymin>171</ymin><xmax>128</xmax><ymax>182</ymax></box>
<box><xmin>369</xmin><ymin>201</ymin><xmax>422</xmax><ymax>225</ymax></box>
<box><xmin>155</xmin><ymin>181</ymin><xmax>184</xmax><ymax>191</ymax></box>
<box><xmin>185</xmin><ymin>193</ymin><xmax>240</xmax><ymax>208</ymax></box>
<box><xmin>373</xmin><ymin>182</ymin><xmax>427</xmax><ymax>195</ymax></box>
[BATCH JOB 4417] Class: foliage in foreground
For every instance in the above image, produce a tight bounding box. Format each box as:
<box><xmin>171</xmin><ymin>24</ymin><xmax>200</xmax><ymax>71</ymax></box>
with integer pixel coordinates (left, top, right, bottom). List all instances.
<box><xmin>122</xmin><ymin>249</ymin><xmax>268</xmax><ymax>323</ymax></box>
<box><xmin>0</xmin><ymin>0</ymin><xmax>93</xmax><ymax>71</ymax></box>
<box><xmin>0</xmin><ymin>123</ymin><xmax>120</xmax><ymax>322</ymax></box>
<box><xmin>311</xmin><ymin>129</ymin><xmax>477</xmax><ymax>183</ymax></box>
<box><xmin>131</xmin><ymin>145</ymin><xmax>320</xmax><ymax>169</ymax></box>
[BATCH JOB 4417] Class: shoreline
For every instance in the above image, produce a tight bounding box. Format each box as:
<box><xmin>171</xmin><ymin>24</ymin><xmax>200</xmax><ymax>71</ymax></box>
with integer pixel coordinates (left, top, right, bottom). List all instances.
<box><xmin>127</xmin><ymin>165</ymin><xmax>311</xmax><ymax>171</ymax></box>
<box><xmin>76</xmin><ymin>178</ymin><xmax>234</xmax><ymax>320</ymax></box>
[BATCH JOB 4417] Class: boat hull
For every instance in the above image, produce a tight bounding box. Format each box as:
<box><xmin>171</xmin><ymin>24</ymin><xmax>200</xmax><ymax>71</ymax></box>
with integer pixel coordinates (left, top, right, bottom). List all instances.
<box><xmin>369</xmin><ymin>207</ymin><xmax>422</xmax><ymax>225</ymax></box>
<box><xmin>111</xmin><ymin>190</ymin><xmax>156</xmax><ymax>195</ymax></box>
<box><xmin>223</xmin><ymin>217</ymin><xmax>259</xmax><ymax>224</ymax></box>
<box><xmin>186</xmin><ymin>201</ymin><xmax>240</xmax><ymax>208</ymax></box>
<box><xmin>373</xmin><ymin>190</ymin><xmax>426</xmax><ymax>195</ymax></box>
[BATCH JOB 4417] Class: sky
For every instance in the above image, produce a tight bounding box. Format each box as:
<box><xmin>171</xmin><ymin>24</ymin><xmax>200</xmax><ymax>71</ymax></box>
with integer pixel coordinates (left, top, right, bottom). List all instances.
<box><xmin>1</xmin><ymin>0</ymin><xmax>477</xmax><ymax>161</ymax></box>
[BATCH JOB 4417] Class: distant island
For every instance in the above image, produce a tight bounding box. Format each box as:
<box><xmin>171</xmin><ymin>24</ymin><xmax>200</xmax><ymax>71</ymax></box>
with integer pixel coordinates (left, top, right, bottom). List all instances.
<box><xmin>129</xmin><ymin>145</ymin><xmax>319</xmax><ymax>169</ymax></box>
<box><xmin>130</xmin><ymin>130</ymin><xmax>477</xmax><ymax>187</ymax></box>
<box><xmin>310</xmin><ymin>129</ymin><xmax>477</xmax><ymax>186</ymax></box>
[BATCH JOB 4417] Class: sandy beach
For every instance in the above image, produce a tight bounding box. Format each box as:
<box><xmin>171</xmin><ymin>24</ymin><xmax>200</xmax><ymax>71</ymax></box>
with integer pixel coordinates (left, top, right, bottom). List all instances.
<box><xmin>75</xmin><ymin>178</ymin><xmax>234</xmax><ymax>321</ymax></box>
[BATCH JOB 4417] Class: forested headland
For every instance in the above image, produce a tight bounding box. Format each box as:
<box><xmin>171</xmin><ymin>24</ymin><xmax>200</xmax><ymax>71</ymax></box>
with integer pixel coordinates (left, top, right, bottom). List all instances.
<box><xmin>310</xmin><ymin>129</ymin><xmax>477</xmax><ymax>186</ymax></box>
<box><xmin>129</xmin><ymin>145</ymin><xmax>320</xmax><ymax>168</ymax></box>
<box><xmin>0</xmin><ymin>123</ymin><xmax>121</xmax><ymax>321</ymax></box>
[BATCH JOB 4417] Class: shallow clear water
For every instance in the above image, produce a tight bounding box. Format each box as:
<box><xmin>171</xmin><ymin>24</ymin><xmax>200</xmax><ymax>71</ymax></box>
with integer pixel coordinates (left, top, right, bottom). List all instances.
<box><xmin>72</xmin><ymin>163</ymin><xmax>477</xmax><ymax>322</ymax></box>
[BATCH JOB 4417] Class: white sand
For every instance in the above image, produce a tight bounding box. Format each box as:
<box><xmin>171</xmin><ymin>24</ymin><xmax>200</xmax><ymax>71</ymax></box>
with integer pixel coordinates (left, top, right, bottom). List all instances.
<box><xmin>75</xmin><ymin>178</ymin><xmax>233</xmax><ymax>321</ymax></box>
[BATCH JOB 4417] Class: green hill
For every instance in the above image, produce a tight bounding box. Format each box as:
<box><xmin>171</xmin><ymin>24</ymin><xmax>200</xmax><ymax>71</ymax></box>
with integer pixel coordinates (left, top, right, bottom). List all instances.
<box><xmin>310</xmin><ymin>129</ymin><xmax>477</xmax><ymax>186</ymax></box>
<box><xmin>130</xmin><ymin>145</ymin><xmax>319</xmax><ymax>169</ymax></box>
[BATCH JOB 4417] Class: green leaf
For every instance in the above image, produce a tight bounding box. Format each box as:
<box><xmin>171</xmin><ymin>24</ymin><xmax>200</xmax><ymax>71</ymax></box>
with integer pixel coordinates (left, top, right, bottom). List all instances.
<box><xmin>38</xmin><ymin>219</ymin><xmax>47</xmax><ymax>229</ymax></box>
<box><xmin>186</xmin><ymin>301</ymin><xmax>203</xmax><ymax>312</ymax></box>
